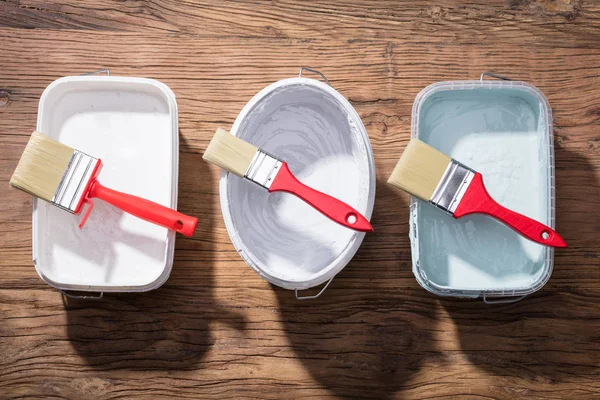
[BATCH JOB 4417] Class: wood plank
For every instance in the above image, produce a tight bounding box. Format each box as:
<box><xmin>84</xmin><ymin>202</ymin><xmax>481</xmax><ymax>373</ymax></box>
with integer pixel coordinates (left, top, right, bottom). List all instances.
<box><xmin>0</xmin><ymin>2</ymin><xmax>599</xmax><ymax>398</ymax></box>
<box><xmin>0</xmin><ymin>0</ymin><xmax>599</xmax><ymax>49</ymax></box>
<box><xmin>0</xmin><ymin>288</ymin><xmax>599</xmax><ymax>399</ymax></box>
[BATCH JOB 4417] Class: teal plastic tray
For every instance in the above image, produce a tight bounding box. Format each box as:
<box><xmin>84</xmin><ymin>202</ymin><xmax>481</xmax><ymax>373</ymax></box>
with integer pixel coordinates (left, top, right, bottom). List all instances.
<box><xmin>409</xmin><ymin>73</ymin><xmax>555</xmax><ymax>304</ymax></box>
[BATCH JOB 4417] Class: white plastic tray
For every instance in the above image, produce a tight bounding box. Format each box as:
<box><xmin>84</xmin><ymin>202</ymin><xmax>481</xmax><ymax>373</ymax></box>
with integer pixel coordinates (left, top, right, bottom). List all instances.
<box><xmin>32</xmin><ymin>72</ymin><xmax>179</xmax><ymax>295</ymax></box>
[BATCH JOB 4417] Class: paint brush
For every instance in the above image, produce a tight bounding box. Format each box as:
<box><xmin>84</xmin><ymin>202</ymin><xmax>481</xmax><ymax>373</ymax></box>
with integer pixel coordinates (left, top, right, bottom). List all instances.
<box><xmin>10</xmin><ymin>131</ymin><xmax>198</xmax><ymax>237</ymax></box>
<box><xmin>388</xmin><ymin>139</ymin><xmax>566</xmax><ymax>248</ymax></box>
<box><xmin>202</xmin><ymin>128</ymin><xmax>373</xmax><ymax>232</ymax></box>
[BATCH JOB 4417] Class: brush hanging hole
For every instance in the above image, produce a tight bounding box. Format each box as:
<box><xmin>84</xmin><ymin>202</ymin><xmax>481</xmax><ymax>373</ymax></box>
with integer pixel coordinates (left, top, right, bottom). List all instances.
<box><xmin>346</xmin><ymin>213</ymin><xmax>357</xmax><ymax>225</ymax></box>
<box><xmin>175</xmin><ymin>220</ymin><xmax>183</xmax><ymax>229</ymax></box>
<box><xmin>541</xmin><ymin>230</ymin><xmax>550</xmax><ymax>240</ymax></box>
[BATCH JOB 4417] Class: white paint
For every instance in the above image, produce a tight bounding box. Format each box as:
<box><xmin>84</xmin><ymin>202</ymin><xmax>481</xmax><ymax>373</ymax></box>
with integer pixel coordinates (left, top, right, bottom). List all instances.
<box><xmin>410</xmin><ymin>82</ymin><xmax>555</xmax><ymax>297</ymax></box>
<box><xmin>32</xmin><ymin>76</ymin><xmax>178</xmax><ymax>292</ymax></box>
<box><xmin>221</xmin><ymin>78</ymin><xmax>376</xmax><ymax>290</ymax></box>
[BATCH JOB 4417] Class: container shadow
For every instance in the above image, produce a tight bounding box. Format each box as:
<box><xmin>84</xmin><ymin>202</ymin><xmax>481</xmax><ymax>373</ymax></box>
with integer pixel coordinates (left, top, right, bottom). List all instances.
<box><xmin>442</xmin><ymin>147</ymin><xmax>600</xmax><ymax>383</ymax></box>
<box><xmin>275</xmin><ymin>182</ymin><xmax>441</xmax><ymax>399</ymax></box>
<box><xmin>64</xmin><ymin>133</ymin><xmax>247</xmax><ymax>371</ymax></box>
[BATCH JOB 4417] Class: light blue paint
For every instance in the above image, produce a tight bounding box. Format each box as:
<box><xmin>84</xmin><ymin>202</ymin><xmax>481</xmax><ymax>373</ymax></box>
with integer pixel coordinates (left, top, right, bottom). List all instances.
<box><xmin>414</xmin><ymin>86</ymin><xmax>553</xmax><ymax>292</ymax></box>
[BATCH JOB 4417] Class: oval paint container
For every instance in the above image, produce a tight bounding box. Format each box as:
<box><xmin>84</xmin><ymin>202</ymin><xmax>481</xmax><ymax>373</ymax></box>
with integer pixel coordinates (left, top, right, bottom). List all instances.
<box><xmin>32</xmin><ymin>70</ymin><xmax>179</xmax><ymax>299</ymax></box>
<box><xmin>220</xmin><ymin>68</ymin><xmax>375</xmax><ymax>299</ymax></box>
<box><xmin>410</xmin><ymin>73</ymin><xmax>556</xmax><ymax>304</ymax></box>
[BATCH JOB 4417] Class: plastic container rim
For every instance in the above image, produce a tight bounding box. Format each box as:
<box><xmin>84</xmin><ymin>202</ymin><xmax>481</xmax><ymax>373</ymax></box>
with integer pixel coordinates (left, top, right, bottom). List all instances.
<box><xmin>219</xmin><ymin>76</ymin><xmax>376</xmax><ymax>291</ymax></box>
<box><xmin>31</xmin><ymin>75</ymin><xmax>179</xmax><ymax>293</ymax></box>
<box><xmin>409</xmin><ymin>79</ymin><xmax>555</xmax><ymax>300</ymax></box>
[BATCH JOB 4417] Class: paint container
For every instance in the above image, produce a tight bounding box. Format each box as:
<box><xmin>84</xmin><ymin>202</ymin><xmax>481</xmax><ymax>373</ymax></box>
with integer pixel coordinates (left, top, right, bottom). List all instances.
<box><xmin>220</xmin><ymin>68</ymin><xmax>376</xmax><ymax>299</ymax></box>
<box><xmin>410</xmin><ymin>73</ymin><xmax>555</xmax><ymax>304</ymax></box>
<box><xmin>32</xmin><ymin>70</ymin><xmax>179</xmax><ymax>299</ymax></box>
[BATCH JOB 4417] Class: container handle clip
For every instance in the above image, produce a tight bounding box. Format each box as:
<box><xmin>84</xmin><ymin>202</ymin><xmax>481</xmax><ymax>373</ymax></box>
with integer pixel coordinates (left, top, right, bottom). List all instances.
<box><xmin>483</xmin><ymin>294</ymin><xmax>526</xmax><ymax>305</ymax></box>
<box><xmin>299</xmin><ymin>67</ymin><xmax>331</xmax><ymax>86</ymax></box>
<box><xmin>295</xmin><ymin>277</ymin><xmax>334</xmax><ymax>300</ymax></box>
<box><xmin>60</xmin><ymin>289</ymin><xmax>104</xmax><ymax>300</ymax></box>
<box><xmin>480</xmin><ymin>72</ymin><xmax>512</xmax><ymax>81</ymax></box>
<box><xmin>82</xmin><ymin>69</ymin><xmax>110</xmax><ymax>76</ymax></box>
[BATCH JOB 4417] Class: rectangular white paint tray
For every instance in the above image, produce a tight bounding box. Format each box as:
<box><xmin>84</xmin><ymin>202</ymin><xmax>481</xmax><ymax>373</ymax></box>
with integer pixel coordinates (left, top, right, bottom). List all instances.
<box><xmin>32</xmin><ymin>72</ymin><xmax>179</xmax><ymax>295</ymax></box>
<box><xmin>409</xmin><ymin>74</ymin><xmax>555</xmax><ymax>303</ymax></box>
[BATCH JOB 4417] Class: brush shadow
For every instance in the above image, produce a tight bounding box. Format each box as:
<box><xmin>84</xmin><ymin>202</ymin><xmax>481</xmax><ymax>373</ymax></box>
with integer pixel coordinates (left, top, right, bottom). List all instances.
<box><xmin>50</xmin><ymin>205</ymin><xmax>167</xmax><ymax>284</ymax></box>
<box><xmin>442</xmin><ymin>146</ymin><xmax>600</xmax><ymax>383</ymax></box>
<box><xmin>415</xmin><ymin>203</ymin><xmax>545</xmax><ymax>289</ymax></box>
<box><xmin>227</xmin><ymin>171</ymin><xmax>340</xmax><ymax>282</ymax></box>
<box><xmin>275</xmin><ymin>181</ymin><xmax>441</xmax><ymax>399</ymax></box>
<box><xmin>64</xmin><ymin>132</ymin><xmax>247</xmax><ymax>371</ymax></box>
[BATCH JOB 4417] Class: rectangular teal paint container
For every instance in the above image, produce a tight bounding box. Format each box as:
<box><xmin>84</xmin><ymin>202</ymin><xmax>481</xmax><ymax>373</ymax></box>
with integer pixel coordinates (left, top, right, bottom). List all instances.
<box><xmin>409</xmin><ymin>73</ymin><xmax>556</xmax><ymax>304</ymax></box>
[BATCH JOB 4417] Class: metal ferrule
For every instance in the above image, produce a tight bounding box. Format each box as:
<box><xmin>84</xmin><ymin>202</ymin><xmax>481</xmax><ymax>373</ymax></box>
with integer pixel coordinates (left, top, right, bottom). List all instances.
<box><xmin>244</xmin><ymin>149</ymin><xmax>283</xmax><ymax>189</ymax></box>
<box><xmin>52</xmin><ymin>150</ymin><xmax>100</xmax><ymax>213</ymax></box>
<box><xmin>429</xmin><ymin>159</ymin><xmax>475</xmax><ymax>215</ymax></box>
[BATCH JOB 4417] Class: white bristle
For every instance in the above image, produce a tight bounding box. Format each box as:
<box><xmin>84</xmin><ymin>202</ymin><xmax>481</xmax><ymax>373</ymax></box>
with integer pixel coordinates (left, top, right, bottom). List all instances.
<box><xmin>10</xmin><ymin>131</ymin><xmax>75</xmax><ymax>202</ymax></box>
<box><xmin>202</xmin><ymin>128</ymin><xmax>258</xmax><ymax>177</ymax></box>
<box><xmin>387</xmin><ymin>139</ymin><xmax>451</xmax><ymax>201</ymax></box>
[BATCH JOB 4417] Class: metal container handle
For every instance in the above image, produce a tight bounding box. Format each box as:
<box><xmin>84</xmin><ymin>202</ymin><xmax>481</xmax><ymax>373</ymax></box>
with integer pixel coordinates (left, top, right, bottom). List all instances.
<box><xmin>295</xmin><ymin>277</ymin><xmax>334</xmax><ymax>300</ymax></box>
<box><xmin>82</xmin><ymin>69</ymin><xmax>111</xmax><ymax>76</ymax></box>
<box><xmin>299</xmin><ymin>67</ymin><xmax>331</xmax><ymax>86</ymax></box>
<box><xmin>483</xmin><ymin>294</ymin><xmax>526</xmax><ymax>305</ymax></box>
<box><xmin>59</xmin><ymin>289</ymin><xmax>104</xmax><ymax>300</ymax></box>
<box><xmin>480</xmin><ymin>72</ymin><xmax>512</xmax><ymax>81</ymax></box>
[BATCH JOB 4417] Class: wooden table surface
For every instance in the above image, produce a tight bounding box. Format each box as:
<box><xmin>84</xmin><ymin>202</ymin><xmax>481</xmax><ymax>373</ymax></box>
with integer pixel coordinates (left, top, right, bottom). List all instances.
<box><xmin>1</xmin><ymin>1</ymin><xmax>599</xmax><ymax>399</ymax></box>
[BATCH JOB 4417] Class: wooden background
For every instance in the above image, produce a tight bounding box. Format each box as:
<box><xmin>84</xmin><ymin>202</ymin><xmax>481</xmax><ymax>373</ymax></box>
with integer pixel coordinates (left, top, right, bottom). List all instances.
<box><xmin>1</xmin><ymin>0</ymin><xmax>599</xmax><ymax>399</ymax></box>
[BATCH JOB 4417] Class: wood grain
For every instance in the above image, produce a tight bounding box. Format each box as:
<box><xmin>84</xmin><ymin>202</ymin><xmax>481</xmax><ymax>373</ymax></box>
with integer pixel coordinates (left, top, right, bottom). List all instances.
<box><xmin>0</xmin><ymin>1</ymin><xmax>599</xmax><ymax>399</ymax></box>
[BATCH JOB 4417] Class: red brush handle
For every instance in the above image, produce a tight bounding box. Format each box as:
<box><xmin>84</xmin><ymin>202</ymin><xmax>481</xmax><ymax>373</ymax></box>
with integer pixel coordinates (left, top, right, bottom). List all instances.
<box><xmin>453</xmin><ymin>173</ymin><xmax>566</xmax><ymax>248</ymax></box>
<box><xmin>268</xmin><ymin>162</ymin><xmax>373</xmax><ymax>232</ymax></box>
<box><xmin>88</xmin><ymin>181</ymin><xmax>198</xmax><ymax>237</ymax></box>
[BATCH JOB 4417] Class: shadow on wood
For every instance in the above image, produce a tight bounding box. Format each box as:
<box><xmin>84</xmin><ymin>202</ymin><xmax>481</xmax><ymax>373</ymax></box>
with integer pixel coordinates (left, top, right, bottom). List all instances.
<box><xmin>553</xmin><ymin>144</ymin><xmax>600</xmax><ymax>255</ymax></box>
<box><xmin>441</xmin><ymin>147</ymin><xmax>600</xmax><ymax>386</ymax></box>
<box><xmin>63</xmin><ymin>133</ymin><xmax>246</xmax><ymax>370</ymax></box>
<box><xmin>274</xmin><ymin>182</ymin><xmax>440</xmax><ymax>399</ymax></box>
